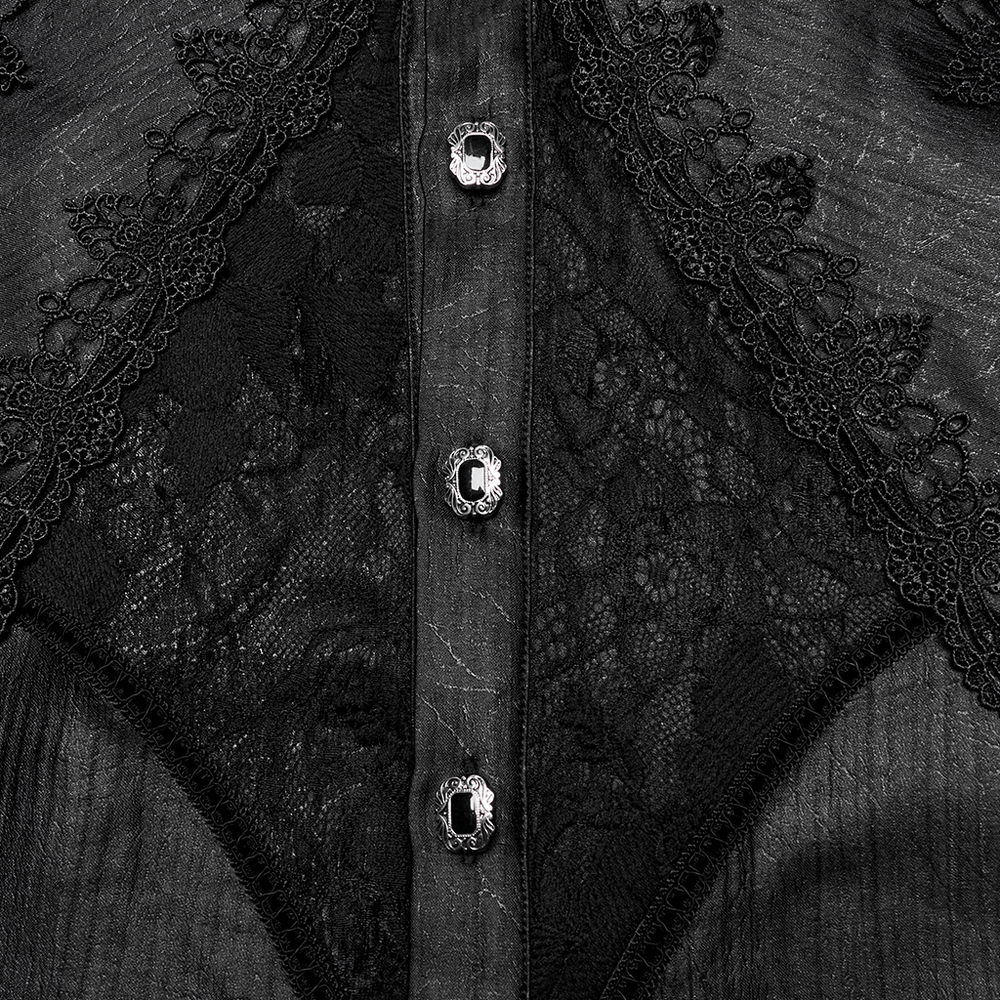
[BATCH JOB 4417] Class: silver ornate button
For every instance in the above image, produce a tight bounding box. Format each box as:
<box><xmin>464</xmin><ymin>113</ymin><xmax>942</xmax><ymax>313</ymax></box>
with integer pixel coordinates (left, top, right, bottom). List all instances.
<box><xmin>445</xmin><ymin>444</ymin><xmax>502</xmax><ymax>519</ymax></box>
<box><xmin>436</xmin><ymin>774</ymin><xmax>495</xmax><ymax>853</ymax></box>
<box><xmin>448</xmin><ymin>121</ymin><xmax>506</xmax><ymax>190</ymax></box>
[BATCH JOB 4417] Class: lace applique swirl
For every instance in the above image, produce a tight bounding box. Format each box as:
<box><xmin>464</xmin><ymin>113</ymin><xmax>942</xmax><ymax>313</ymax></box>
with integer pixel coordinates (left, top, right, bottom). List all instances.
<box><xmin>551</xmin><ymin>0</ymin><xmax>1000</xmax><ymax>712</ymax></box>
<box><xmin>0</xmin><ymin>29</ymin><xmax>27</xmax><ymax>92</ymax></box>
<box><xmin>0</xmin><ymin>0</ymin><xmax>31</xmax><ymax>93</ymax></box>
<box><xmin>913</xmin><ymin>0</ymin><xmax>1000</xmax><ymax>103</ymax></box>
<box><xmin>0</xmin><ymin>0</ymin><xmax>373</xmax><ymax>634</ymax></box>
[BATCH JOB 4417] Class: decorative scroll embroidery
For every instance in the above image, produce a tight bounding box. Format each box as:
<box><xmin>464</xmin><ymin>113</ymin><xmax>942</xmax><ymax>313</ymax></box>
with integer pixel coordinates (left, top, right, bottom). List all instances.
<box><xmin>913</xmin><ymin>0</ymin><xmax>1000</xmax><ymax>103</ymax></box>
<box><xmin>0</xmin><ymin>30</ymin><xmax>27</xmax><ymax>92</ymax></box>
<box><xmin>0</xmin><ymin>2</ymin><xmax>36</xmax><ymax>92</ymax></box>
<box><xmin>552</xmin><ymin>0</ymin><xmax>1000</xmax><ymax>716</ymax></box>
<box><xmin>0</xmin><ymin>0</ymin><xmax>373</xmax><ymax>634</ymax></box>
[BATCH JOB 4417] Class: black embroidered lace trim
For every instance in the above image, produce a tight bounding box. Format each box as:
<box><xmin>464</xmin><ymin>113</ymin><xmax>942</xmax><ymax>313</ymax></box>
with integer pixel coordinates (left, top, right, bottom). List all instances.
<box><xmin>0</xmin><ymin>0</ymin><xmax>373</xmax><ymax>635</ymax></box>
<box><xmin>0</xmin><ymin>28</ymin><xmax>27</xmax><ymax>93</ymax></box>
<box><xmin>0</xmin><ymin>0</ymin><xmax>30</xmax><ymax>93</ymax></box>
<box><xmin>545</xmin><ymin>0</ymin><xmax>997</xmax><ymax>993</ymax></box>
<box><xmin>16</xmin><ymin>595</ymin><xmax>343</xmax><ymax>999</ymax></box>
<box><xmin>913</xmin><ymin>0</ymin><xmax>1000</xmax><ymax>103</ymax></box>
<box><xmin>601</xmin><ymin>607</ymin><xmax>935</xmax><ymax>999</ymax></box>
<box><xmin>553</xmin><ymin>0</ymin><xmax>1000</xmax><ymax>710</ymax></box>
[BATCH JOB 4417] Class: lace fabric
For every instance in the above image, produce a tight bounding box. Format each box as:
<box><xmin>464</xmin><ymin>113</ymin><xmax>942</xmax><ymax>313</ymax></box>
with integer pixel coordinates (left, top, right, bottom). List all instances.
<box><xmin>546</xmin><ymin>0</ymin><xmax>1000</xmax><ymax>711</ymax></box>
<box><xmin>0</xmin><ymin>0</ymin><xmax>374</xmax><ymax>637</ymax></box>
<box><xmin>520</xmin><ymin>0</ymin><xmax>1000</xmax><ymax>995</ymax></box>
<box><xmin>526</xmin><ymin>5</ymin><xmax>934</xmax><ymax>999</ymax></box>
<box><xmin>0</xmin><ymin>0</ymin><xmax>30</xmax><ymax>92</ymax></box>
<box><xmin>0</xmin><ymin>29</ymin><xmax>27</xmax><ymax>92</ymax></box>
<box><xmin>12</xmin><ymin>3</ymin><xmax>414</xmax><ymax>998</ymax></box>
<box><xmin>913</xmin><ymin>0</ymin><xmax>1000</xmax><ymax>103</ymax></box>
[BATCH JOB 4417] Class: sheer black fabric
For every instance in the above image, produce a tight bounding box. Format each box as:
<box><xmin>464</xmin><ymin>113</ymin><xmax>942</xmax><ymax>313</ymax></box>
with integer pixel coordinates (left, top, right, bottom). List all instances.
<box><xmin>527</xmin><ymin>6</ymin><xmax>929</xmax><ymax>997</ymax></box>
<box><xmin>2</xmin><ymin>1</ymin><xmax>1000</xmax><ymax>998</ymax></box>
<box><xmin>0</xmin><ymin>624</ymin><xmax>297</xmax><ymax>998</ymax></box>
<box><xmin>6</xmin><ymin>3</ymin><xmax>412</xmax><ymax>997</ymax></box>
<box><xmin>654</xmin><ymin>633</ymin><xmax>1000</xmax><ymax>998</ymax></box>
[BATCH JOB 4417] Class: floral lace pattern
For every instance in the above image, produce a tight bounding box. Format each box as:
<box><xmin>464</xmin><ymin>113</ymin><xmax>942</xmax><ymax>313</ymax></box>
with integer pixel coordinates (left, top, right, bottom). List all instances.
<box><xmin>12</xmin><ymin>2</ymin><xmax>413</xmax><ymax>997</ymax></box>
<box><xmin>551</xmin><ymin>0</ymin><xmax>1000</xmax><ymax>710</ymax></box>
<box><xmin>0</xmin><ymin>0</ymin><xmax>373</xmax><ymax>636</ymax></box>
<box><xmin>913</xmin><ymin>0</ymin><xmax>1000</xmax><ymax>103</ymax></box>
<box><xmin>528</xmin><ymin>5</ymin><xmax>918</xmax><ymax>999</ymax></box>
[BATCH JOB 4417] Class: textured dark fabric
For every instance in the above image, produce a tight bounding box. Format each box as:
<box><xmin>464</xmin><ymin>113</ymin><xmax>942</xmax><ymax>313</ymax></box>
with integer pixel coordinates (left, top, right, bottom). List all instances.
<box><xmin>654</xmin><ymin>632</ymin><xmax>1000</xmax><ymax>999</ymax></box>
<box><xmin>401</xmin><ymin>0</ymin><xmax>530</xmax><ymax>996</ymax></box>
<box><xmin>3</xmin><ymin>1</ymin><xmax>1000</xmax><ymax>998</ymax></box>
<box><xmin>0</xmin><ymin>624</ymin><xmax>297</xmax><ymax>999</ymax></box>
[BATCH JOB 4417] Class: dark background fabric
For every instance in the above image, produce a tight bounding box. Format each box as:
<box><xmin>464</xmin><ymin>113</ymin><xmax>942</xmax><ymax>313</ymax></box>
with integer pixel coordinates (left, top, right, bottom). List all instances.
<box><xmin>2</xmin><ymin>1</ymin><xmax>1000</xmax><ymax>998</ymax></box>
<box><xmin>0</xmin><ymin>624</ymin><xmax>296</xmax><ymax>999</ymax></box>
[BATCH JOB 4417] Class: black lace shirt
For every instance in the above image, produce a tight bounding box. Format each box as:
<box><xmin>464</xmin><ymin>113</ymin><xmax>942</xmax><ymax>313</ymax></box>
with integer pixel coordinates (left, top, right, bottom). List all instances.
<box><xmin>2</xmin><ymin>1</ymin><xmax>1000</xmax><ymax>997</ymax></box>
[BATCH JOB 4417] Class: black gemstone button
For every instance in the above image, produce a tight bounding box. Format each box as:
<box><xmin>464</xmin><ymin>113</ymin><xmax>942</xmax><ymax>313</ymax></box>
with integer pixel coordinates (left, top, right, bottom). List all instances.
<box><xmin>445</xmin><ymin>444</ymin><xmax>502</xmax><ymax>519</ymax></box>
<box><xmin>449</xmin><ymin>792</ymin><xmax>477</xmax><ymax>836</ymax></box>
<box><xmin>462</xmin><ymin>133</ymin><xmax>492</xmax><ymax>172</ymax></box>
<box><xmin>457</xmin><ymin>458</ymin><xmax>487</xmax><ymax>503</ymax></box>
<box><xmin>436</xmin><ymin>774</ymin><xmax>495</xmax><ymax>853</ymax></box>
<box><xmin>447</xmin><ymin>121</ymin><xmax>506</xmax><ymax>190</ymax></box>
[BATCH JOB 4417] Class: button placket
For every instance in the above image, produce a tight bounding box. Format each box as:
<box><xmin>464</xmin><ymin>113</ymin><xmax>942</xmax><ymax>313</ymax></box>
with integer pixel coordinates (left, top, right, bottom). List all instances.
<box><xmin>403</xmin><ymin>0</ymin><xmax>531</xmax><ymax>998</ymax></box>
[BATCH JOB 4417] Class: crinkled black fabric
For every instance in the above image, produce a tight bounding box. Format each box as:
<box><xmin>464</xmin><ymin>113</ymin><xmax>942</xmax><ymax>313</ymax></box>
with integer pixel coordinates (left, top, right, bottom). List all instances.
<box><xmin>4</xmin><ymin>1</ymin><xmax>1000</xmax><ymax>998</ymax></box>
<box><xmin>652</xmin><ymin>634</ymin><xmax>1000</xmax><ymax>998</ymax></box>
<box><xmin>0</xmin><ymin>623</ymin><xmax>298</xmax><ymax>998</ymax></box>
